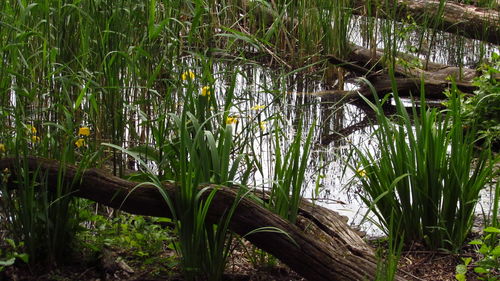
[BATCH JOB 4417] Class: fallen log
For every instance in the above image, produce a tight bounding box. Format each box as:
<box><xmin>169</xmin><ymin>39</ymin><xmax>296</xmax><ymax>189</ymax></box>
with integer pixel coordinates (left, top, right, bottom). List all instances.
<box><xmin>352</xmin><ymin>0</ymin><xmax>500</xmax><ymax>45</ymax></box>
<box><xmin>328</xmin><ymin>44</ymin><xmax>478</xmax><ymax>82</ymax></box>
<box><xmin>243</xmin><ymin>0</ymin><xmax>500</xmax><ymax>45</ymax></box>
<box><xmin>0</xmin><ymin>156</ymin><xmax>405</xmax><ymax>281</ymax></box>
<box><xmin>327</xmin><ymin>44</ymin><xmax>479</xmax><ymax>98</ymax></box>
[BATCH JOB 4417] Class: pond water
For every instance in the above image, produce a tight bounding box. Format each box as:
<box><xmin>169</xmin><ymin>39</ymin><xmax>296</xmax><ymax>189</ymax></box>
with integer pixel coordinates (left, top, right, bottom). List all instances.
<box><xmin>188</xmin><ymin>24</ymin><xmax>500</xmax><ymax>236</ymax></box>
<box><xmin>174</xmin><ymin>55</ymin><xmax>494</xmax><ymax>237</ymax></box>
<box><xmin>3</xmin><ymin>10</ymin><xmax>498</xmax><ymax>237</ymax></box>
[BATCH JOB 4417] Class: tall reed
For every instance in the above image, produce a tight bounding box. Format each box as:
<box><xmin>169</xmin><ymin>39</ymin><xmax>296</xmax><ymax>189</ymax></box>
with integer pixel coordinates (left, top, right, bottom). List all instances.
<box><xmin>353</xmin><ymin>82</ymin><xmax>495</xmax><ymax>251</ymax></box>
<box><xmin>0</xmin><ymin>105</ymin><xmax>97</xmax><ymax>265</ymax></box>
<box><xmin>268</xmin><ymin>117</ymin><xmax>315</xmax><ymax>224</ymax></box>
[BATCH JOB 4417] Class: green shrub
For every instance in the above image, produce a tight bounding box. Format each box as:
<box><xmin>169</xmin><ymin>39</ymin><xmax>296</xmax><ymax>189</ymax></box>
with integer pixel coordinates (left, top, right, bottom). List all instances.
<box><xmin>0</xmin><ymin>239</ymin><xmax>29</xmax><ymax>272</ymax></box>
<box><xmin>457</xmin><ymin>52</ymin><xmax>500</xmax><ymax>148</ymax></box>
<box><xmin>456</xmin><ymin>226</ymin><xmax>500</xmax><ymax>281</ymax></box>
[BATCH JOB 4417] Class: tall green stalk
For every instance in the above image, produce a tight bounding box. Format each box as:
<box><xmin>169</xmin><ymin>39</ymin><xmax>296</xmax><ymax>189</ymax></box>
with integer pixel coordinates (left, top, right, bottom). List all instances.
<box><xmin>354</xmin><ymin>82</ymin><xmax>495</xmax><ymax>251</ymax></box>
<box><xmin>268</xmin><ymin>117</ymin><xmax>315</xmax><ymax>224</ymax></box>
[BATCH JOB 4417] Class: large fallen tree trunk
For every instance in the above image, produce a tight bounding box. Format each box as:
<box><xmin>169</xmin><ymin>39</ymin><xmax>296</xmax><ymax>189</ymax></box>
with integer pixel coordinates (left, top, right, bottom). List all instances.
<box><xmin>329</xmin><ymin>44</ymin><xmax>479</xmax><ymax>81</ymax></box>
<box><xmin>327</xmin><ymin>44</ymin><xmax>479</xmax><ymax>98</ymax></box>
<box><xmin>244</xmin><ymin>0</ymin><xmax>500</xmax><ymax>45</ymax></box>
<box><xmin>352</xmin><ymin>0</ymin><xmax>500</xmax><ymax>45</ymax></box>
<box><xmin>0</xmin><ymin>157</ymin><xmax>406</xmax><ymax>281</ymax></box>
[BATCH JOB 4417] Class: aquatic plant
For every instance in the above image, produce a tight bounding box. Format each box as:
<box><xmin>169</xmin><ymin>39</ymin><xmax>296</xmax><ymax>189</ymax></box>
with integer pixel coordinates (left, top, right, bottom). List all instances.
<box><xmin>0</xmin><ymin>118</ymin><xmax>96</xmax><ymax>265</ymax></box>
<box><xmin>268</xmin><ymin>117</ymin><xmax>315</xmax><ymax>224</ymax></box>
<box><xmin>353</xmin><ymin>82</ymin><xmax>495</xmax><ymax>251</ymax></box>
<box><xmin>0</xmin><ymin>0</ymin><xmax>497</xmax><ymax>279</ymax></box>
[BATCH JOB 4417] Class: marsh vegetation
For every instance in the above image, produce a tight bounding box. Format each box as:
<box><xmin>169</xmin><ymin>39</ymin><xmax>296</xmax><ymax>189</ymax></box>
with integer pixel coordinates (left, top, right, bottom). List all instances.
<box><xmin>0</xmin><ymin>0</ymin><xmax>499</xmax><ymax>280</ymax></box>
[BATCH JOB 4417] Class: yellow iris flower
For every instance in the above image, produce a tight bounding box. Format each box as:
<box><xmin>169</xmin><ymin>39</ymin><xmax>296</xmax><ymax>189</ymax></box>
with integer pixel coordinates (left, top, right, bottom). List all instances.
<box><xmin>201</xmin><ymin>86</ymin><xmax>211</xmax><ymax>96</ymax></box>
<box><xmin>226</xmin><ymin>116</ymin><xmax>238</xmax><ymax>125</ymax></box>
<box><xmin>78</xmin><ymin>127</ymin><xmax>91</xmax><ymax>136</ymax></box>
<box><xmin>0</xmin><ymin>143</ymin><xmax>5</xmax><ymax>153</ymax></box>
<box><xmin>251</xmin><ymin>105</ymin><xmax>265</xmax><ymax>110</ymax></box>
<box><xmin>75</xmin><ymin>138</ymin><xmax>86</xmax><ymax>148</ymax></box>
<box><xmin>31</xmin><ymin>136</ymin><xmax>40</xmax><ymax>143</ymax></box>
<box><xmin>181</xmin><ymin>71</ymin><xmax>195</xmax><ymax>81</ymax></box>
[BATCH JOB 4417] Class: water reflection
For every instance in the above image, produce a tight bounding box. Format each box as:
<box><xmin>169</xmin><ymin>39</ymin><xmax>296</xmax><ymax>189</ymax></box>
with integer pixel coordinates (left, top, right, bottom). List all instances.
<box><xmin>351</xmin><ymin>15</ymin><xmax>500</xmax><ymax>68</ymax></box>
<box><xmin>5</xmin><ymin>17</ymin><xmax>495</xmax><ymax>236</ymax></box>
<box><xmin>211</xmin><ymin>61</ymin><xmax>384</xmax><ymax>234</ymax></box>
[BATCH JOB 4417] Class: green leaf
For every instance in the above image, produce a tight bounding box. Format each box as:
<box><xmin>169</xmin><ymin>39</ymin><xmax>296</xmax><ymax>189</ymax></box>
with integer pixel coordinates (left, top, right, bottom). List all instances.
<box><xmin>479</xmin><ymin>245</ymin><xmax>491</xmax><ymax>255</ymax></box>
<box><xmin>483</xmin><ymin>227</ymin><xmax>500</xmax><ymax>233</ymax></box>
<box><xmin>14</xmin><ymin>253</ymin><xmax>29</xmax><ymax>263</ymax></box>
<box><xmin>5</xmin><ymin>239</ymin><xmax>15</xmax><ymax>248</ymax></box>
<box><xmin>491</xmin><ymin>245</ymin><xmax>500</xmax><ymax>256</ymax></box>
<box><xmin>455</xmin><ymin>273</ymin><xmax>466</xmax><ymax>281</ymax></box>
<box><xmin>474</xmin><ymin>267</ymin><xmax>488</xmax><ymax>274</ymax></box>
<box><xmin>0</xmin><ymin>258</ymin><xmax>15</xmax><ymax>266</ymax></box>
<box><xmin>74</xmin><ymin>82</ymin><xmax>88</xmax><ymax>111</ymax></box>
<box><xmin>456</xmin><ymin>264</ymin><xmax>468</xmax><ymax>275</ymax></box>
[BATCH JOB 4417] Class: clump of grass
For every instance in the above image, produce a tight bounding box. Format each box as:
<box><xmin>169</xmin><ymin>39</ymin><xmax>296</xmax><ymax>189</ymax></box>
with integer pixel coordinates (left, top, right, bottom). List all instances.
<box><xmin>268</xmin><ymin>117</ymin><xmax>315</xmax><ymax>224</ymax></box>
<box><xmin>0</xmin><ymin>114</ymin><xmax>97</xmax><ymax>266</ymax></box>
<box><xmin>170</xmin><ymin>107</ymin><xmax>248</xmax><ymax>281</ymax></box>
<box><xmin>103</xmin><ymin>66</ymin><xmax>256</xmax><ymax>280</ymax></box>
<box><xmin>353</xmin><ymin>82</ymin><xmax>495</xmax><ymax>251</ymax></box>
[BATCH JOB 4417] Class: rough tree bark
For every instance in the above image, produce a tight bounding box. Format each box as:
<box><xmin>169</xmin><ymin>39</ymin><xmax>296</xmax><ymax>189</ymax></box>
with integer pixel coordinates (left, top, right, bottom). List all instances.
<box><xmin>352</xmin><ymin>0</ymin><xmax>500</xmax><ymax>45</ymax></box>
<box><xmin>244</xmin><ymin>0</ymin><xmax>500</xmax><ymax>45</ymax></box>
<box><xmin>0</xmin><ymin>157</ymin><xmax>406</xmax><ymax>281</ymax></box>
<box><xmin>327</xmin><ymin>44</ymin><xmax>479</xmax><ymax>98</ymax></box>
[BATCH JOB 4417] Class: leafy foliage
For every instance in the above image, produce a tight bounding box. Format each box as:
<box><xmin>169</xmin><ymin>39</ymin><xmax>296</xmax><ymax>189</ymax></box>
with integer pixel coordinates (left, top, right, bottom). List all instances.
<box><xmin>463</xmin><ymin>53</ymin><xmax>500</xmax><ymax>147</ymax></box>
<box><xmin>470</xmin><ymin>227</ymin><xmax>500</xmax><ymax>280</ymax></box>
<box><xmin>0</xmin><ymin>239</ymin><xmax>29</xmax><ymax>272</ymax></box>
<box><xmin>456</xmin><ymin>226</ymin><xmax>500</xmax><ymax>281</ymax></box>
<box><xmin>77</xmin><ymin>211</ymin><xmax>177</xmax><ymax>274</ymax></box>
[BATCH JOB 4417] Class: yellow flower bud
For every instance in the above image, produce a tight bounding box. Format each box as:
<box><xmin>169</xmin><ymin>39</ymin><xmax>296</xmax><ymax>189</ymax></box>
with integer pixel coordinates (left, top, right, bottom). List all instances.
<box><xmin>356</xmin><ymin>169</ymin><xmax>366</xmax><ymax>177</ymax></box>
<box><xmin>0</xmin><ymin>143</ymin><xmax>5</xmax><ymax>153</ymax></box>
<box><xmin>259</xmin><ymin>121</ymin><xmax>267</xmax><ymax>130</ymax></box>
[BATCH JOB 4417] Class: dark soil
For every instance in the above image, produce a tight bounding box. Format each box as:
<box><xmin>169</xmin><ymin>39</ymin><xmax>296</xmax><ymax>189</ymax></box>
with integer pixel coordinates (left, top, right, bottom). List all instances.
<box><xmin>0</xmin><ymin>240</ymin><xmax>306</xmax><ymax>281</ymax></box>
<box><xmin>1</xmin><ymin>240</ymin><xmax>492</xmax><ymax>281</ymax></box>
